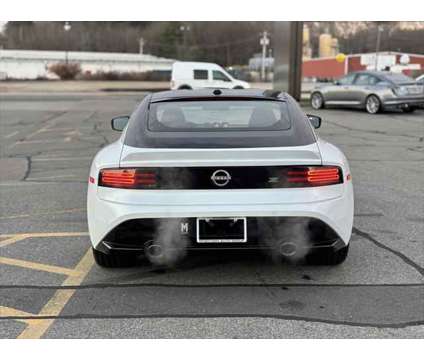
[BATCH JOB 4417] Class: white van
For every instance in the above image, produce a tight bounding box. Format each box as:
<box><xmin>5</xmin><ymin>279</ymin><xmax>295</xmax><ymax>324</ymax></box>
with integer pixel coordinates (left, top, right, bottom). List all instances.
<box><xmin>171</xmin><ymin>61</ymin><xmax>250</xmax><ymax>90</ymax></box>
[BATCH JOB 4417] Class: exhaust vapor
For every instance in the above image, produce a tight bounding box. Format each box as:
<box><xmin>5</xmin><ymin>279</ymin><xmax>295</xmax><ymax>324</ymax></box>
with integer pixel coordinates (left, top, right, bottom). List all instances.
<box><xmin>258</xmin><ymin>218</ymin><xmax>312</xmax><ymax>262</ymax></box>
<box><xmin>144</xmin><ymin>219</ymin><xmax>188</xmax><ymax>267</ymax></box>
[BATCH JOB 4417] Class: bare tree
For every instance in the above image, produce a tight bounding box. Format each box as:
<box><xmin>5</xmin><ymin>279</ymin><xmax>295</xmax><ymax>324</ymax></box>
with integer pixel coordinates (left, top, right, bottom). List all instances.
<box><xmin>3</xmin><ymin>21</ymin><xmax>424</xmax><ymax>67</ymax></box>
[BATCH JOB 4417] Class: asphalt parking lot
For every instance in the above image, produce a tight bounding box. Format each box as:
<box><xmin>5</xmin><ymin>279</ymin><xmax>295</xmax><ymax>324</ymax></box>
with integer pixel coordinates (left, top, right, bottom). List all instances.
<box><xmin>0</xmin><ymin>92</ymin><xmax>423</xmax><ymax>338</ymax></box>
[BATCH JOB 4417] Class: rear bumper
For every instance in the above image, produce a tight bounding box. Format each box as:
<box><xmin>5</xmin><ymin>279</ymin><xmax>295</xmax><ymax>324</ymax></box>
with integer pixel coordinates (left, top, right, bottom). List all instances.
<box><xmin>88</xmin><ymin>185</ymin><xmax>354</xmax><ymax>250</ymax></box>
<box><xmin>95</xmin><ymin>217</ymin><xmax>347</xmax><ymax>255</ymax></box>
<box><xmin>382</xmin><ymin>97</ymin><xmax>424</xmax><ymax>108</ymax></box>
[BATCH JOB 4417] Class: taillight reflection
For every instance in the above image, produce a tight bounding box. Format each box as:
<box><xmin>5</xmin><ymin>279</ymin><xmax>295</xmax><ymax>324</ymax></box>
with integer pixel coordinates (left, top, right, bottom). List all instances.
<box><xmin>99</xmin><ymin>169</ymin><xmax>157</xmax><ymax>189</ymax></box>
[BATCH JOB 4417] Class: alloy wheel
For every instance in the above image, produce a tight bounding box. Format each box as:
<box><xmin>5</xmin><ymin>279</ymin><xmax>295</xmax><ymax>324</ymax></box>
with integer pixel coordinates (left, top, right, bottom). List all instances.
<box><xmin>311</xmin><ymin>93</ymin><xmax>324</xmax><ymax>109</ymax></box>
<box><xmin>366</xmin><ymin>95</ymin><xmax>381</xmax><ymax>114</ymax></box>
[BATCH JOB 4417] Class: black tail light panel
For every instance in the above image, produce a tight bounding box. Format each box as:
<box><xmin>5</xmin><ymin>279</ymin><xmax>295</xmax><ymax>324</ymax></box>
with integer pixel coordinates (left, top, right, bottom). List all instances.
<box><xmin>98</xmin><ymin>166</ymin><xmax>343</xmax><ymax>189</ymax></box>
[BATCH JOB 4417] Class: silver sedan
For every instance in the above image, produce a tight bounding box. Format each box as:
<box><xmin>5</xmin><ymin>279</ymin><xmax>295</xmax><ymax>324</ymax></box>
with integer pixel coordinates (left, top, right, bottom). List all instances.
<box><xmin>310</xmin><ymin>71</ymin><xmax>424</xmax><ymax>114</ymax></box>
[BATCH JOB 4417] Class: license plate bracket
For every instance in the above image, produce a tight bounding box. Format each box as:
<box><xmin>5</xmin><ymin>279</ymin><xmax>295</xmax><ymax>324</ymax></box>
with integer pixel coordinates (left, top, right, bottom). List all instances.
<box><xmin>196</xmin><ymin>217</ymin><xmax>247</xmax><ymax>243</ymax></box>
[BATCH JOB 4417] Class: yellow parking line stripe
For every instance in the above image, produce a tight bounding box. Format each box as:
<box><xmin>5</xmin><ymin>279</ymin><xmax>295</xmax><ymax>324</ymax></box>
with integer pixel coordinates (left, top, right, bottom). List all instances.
<box><xmin>0</xmin><ymin>256</ymin><xmax>82</xmax><ymax>276</ymax></box>
<box><xmin>0</xmin><ymin>208</ymin><xmax>85</xmax><ymax>220</ymax></box>
<box><xmin>17</xmin><ymin>248</ymin><xmax>95</xmax><ymax>339</ymax></box>
<box><xmin>0</xmin><ymin>232</ymin><xmax>88</xmax><ymax>248</ymax></box>
<box><xmin>0</xmin><ymin>235</ymin><xmax>29</xmax><ymax>248</ymax></box>
<box><xmin>0</xmin><ymin>231</ymin><xmax>89</xmax><ymax>239</ymax></box>
<box><xmin>0</xmin><ymin>306</ymin><xmax>34</xmax><ymax>318</ymax></box>
<box><xmin>0</xmin><ymin>306</ymin><xmax>42</xmax><ymax>325</ymax></box>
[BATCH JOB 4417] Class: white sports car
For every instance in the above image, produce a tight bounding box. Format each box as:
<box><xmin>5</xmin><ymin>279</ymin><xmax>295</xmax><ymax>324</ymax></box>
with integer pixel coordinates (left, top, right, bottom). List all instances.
<box><xmin>87</xmin><ymin>89</ymin><xmax>354</xmax><ymax>267</ymax></box>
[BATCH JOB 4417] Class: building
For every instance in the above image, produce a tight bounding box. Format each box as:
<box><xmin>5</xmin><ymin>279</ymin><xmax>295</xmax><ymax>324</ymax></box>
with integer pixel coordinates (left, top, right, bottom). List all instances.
<box><xmin>302</xmin><ymin>51</ymin><xmax>424</xmax><ymax>80</ymax></box>
<box><xmin>0</xmin><ymin>49</ymin><xmax>174</xmax><ymax>80</ymax></box>
<box><xmin>318</xmin><ymin>34</ymin><xmax>339</xmax><ymax>58</ymax></box>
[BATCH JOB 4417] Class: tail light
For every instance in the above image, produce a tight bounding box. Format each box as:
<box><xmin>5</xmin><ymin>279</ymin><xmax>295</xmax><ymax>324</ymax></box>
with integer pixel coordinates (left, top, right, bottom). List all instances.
<box><xmin>97</xmin><ymin>166</ymin><xmax>343</xmax><ymax>190</ymax></box>
<box><xmin>99</xmin><ymin>168</ymin><xmax>157</xmax><ymax>189</ymax></box>
<box><xmin>393</xmin><ymin>86</ymin><xmax>408</xmax><ymax>96</ymax></box>
<box><xmin>285</xmin><ymin>166</ymin><xmax>342</xmax><ymax>187</ymax></box>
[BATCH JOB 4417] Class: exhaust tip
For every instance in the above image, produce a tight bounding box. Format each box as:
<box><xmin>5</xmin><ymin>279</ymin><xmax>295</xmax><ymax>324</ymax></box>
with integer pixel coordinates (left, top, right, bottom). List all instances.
<box><xmin>145</xmin><ymin>242</ymin><xmax>163</xmax><ymax>259</ymax></box>
<box><xmin>279</xmin><ymin>242</ymin><xmax>297</xmax><ymax>257</ymax></box>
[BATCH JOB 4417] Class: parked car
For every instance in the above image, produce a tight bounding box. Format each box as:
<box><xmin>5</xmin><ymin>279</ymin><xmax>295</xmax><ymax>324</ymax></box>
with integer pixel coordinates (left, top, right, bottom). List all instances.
<box><xmin>310</xmin><ymin>71</ymin><xmax>424</xmax><ymax>114</ymax></box>
<box><xmin>87</xmin><ymin>89</ymin><xmax>353</xmax><ymax>268</ymax></box>
<box><xmin>171</xmin><ymin>61</ymin><xmax>250</xmax><ymax>90</ymax></box>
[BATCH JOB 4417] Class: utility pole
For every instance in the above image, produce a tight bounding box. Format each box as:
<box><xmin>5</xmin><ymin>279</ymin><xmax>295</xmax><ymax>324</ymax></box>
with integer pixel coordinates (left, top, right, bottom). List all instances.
<box><xmin>63</xmin><ymin>22</ymin><xmax>71</xmax><ymax>65</ymax></box>
<box><xmin>260</xmin><ymin>31</ymin><xmax>270</xmax><ymax>81</ymax></box>
<box><xmin>375</xmin><ymin>24</ymin><xmax>384</xmax><ymax>70</ymax></box>
<box><xmin>273</xmin><ymin>22</ymin><xmax>303</xmax><ymax>101</ymax></box>
<box><xmin>180</xmin><ymin>24</ymin><xmax>190</xmax><ymax>60</ymax></box>
<box><xmin>226</xmin><ymin>44</ymin><xmax>231</xmax><ymax>67</ymax></box>
<box><xmin>139</xmin><ymin>37</ymin><xmax>144</xmax><ymax>54</ymax></box>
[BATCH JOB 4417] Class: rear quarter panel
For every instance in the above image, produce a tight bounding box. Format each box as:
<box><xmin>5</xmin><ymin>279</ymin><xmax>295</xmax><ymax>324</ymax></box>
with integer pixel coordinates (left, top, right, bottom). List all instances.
<box><xmin>361</xmin><ymin>85</ymin><xmax>395</xmax><ymax>105</ymax></box>
<box><xmin>316</xmin><ymin>137</ymin><xmax>354</xmax><ymax>239</ymax></box>
<box><xmin>87</xmin><ymin>139</ymin><xmax>124</xmax><ymax>240</ymax></box>
<box><xmin>316</xmin><ymin>138</ymin><xmax>351</xmax><ymax>179</ymax></box>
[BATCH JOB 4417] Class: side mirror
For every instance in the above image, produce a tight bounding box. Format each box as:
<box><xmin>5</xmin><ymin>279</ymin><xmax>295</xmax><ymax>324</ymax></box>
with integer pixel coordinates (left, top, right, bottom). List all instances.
<box><xmin>111</xmin><ymin>116</ymin><xmax>130</xmax><ymax>132</ymax></box>
<box><xmin>307</xmin><ymin>114</ymin><xmax>322</xmax><ymax>129</ymax></box>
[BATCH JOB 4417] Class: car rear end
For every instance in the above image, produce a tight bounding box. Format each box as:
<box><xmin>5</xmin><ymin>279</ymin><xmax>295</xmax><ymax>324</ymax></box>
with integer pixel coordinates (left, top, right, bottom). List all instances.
<box><xmin>87</xmin><ymin>91</ymin><xmax>353</xmax><ymax>266</ymax></box>
<box><xmin>380</xmin><ymin>73</ymin><xmax>424</xmax><ymax>110</ymax></box>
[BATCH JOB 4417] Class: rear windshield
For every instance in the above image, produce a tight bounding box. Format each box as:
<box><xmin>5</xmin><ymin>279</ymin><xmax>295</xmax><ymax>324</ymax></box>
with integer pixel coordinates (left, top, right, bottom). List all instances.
<box><xmin>124</xmin><ymin>96</ymin><xmax>316</xmax><ymax>148</ymax></box>
<box><xmin>384</xmin><ymin>73</ymin><xmax>415</xmax><ymax>84</ymax></box>
<box><xmin>148</xmin><ymin>100</ymin><xmax>291</xmax><ymax>132</ymax></box>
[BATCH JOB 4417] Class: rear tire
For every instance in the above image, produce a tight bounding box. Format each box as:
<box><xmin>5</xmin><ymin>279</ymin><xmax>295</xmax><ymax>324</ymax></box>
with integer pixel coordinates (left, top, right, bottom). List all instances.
<box><xmin>233</xmin><ymin>86</ymin><xmax>244</xmax><ymax>89</ymax></box>
<box><xmin>92</xmin><ymin>248</ymin><xmax>138</xmax><ymax>268</ymax></box>
<box><xmin>365</xmin><ymin>95</ymin><xmax>381</xmax><ymax>114</ymax></box>
<box><xmin>178</xmin><ymin>85</ymin><xmax>192</xmax><ymax>90</ymax></box>
<box><xmin>311</xmin><ymin>92</ymin><xmax>325</xmax><ymax>110</ymax></box>
<box><xmin>306</xmin><ymin>244</ymin><xmax>349</xmax><ymax>266</ymax></box>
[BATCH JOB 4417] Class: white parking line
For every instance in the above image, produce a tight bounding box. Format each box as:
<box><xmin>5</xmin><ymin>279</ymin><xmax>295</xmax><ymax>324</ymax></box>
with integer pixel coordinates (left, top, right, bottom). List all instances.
<box><xmin>26</xmin><ymin>117</ymin><xmax>58</xmax><ymax>140</ymax></box>
<box><xmin>0</xmin><ymin>182</ymin><xmax>60</xmax><ymax>186</ymax></box>
<box><xmin>39</xmin><ymin>128</ymin><xmax>75</xmax><ymax>132</ymax></box>
<box><xmin>4</xmin><ymin>131</ymin><xmax>19</xmax><ymax>139</ymax></box>
<box><xmin>26</xmin><ymin>174</ymin><xmax>76</xmax><ymax>181</ymax></box>
<box><xmin>13</xmin><ymin>139</ymin><xmax>67</xmax><ymax>145</ymax></box>
<box><xmin>32</xmin><ymin>157</ymin><xmax>92</xmax><ymax>162</ymax></box>
<box><xmin>8</xmin><ymin>111</ymin><xmax>66</xmax><ymax>149</ymax></box>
